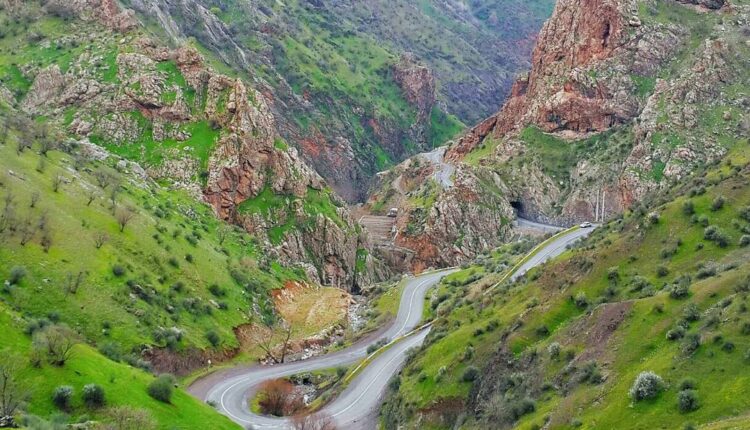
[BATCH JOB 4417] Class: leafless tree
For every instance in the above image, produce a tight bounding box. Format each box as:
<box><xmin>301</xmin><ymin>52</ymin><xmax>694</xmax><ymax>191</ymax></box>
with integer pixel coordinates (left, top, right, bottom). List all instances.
<box><xmin>253</xmin><ymin>321</ymin><xmax>294</xmax><ymax>364</ymax></box>
<box><xmin>36</xmin><ymin>156</ymin><xmax>46</xmax><ymax>173</ymax></box>
<box><xmin>94</xmin><ymin>231</ymin><xmax>110</xmax><ymax>249</ymax></box>
<box><xmin>258</xmin><ymin>379</ymin><xmax>304</xmax><ymax>417</ymax></box>
<box><xmin>94</xmin><ymin>170</ymin><xmax>113</xmax><ymax>190</ymax></box>
<box><xmin>0</xmin><ymin>193</ymin><xmax>16</xmax><ymax>234</ymax></box>
<box><xmin>33</xmin><ymin>325</ymin><xmax>77</xmax><ymax>366</ymax></box>
<box><xmin>52</xmin><ymin>173</ymin><xmax>64</xmax><ymax>193</ymax></box>
<box><xmin>86</xmin><ymin>189</ymin><xmax>98</xmax><ymax>206</ymax></box>
<box><xmin>29</xmin><ymin>191</ymin><xmax>40</xmax><ymax>208</ymax></box>
<box><xmin>216</xmin><ymin>225</ymin><xmax>231</xmax><ymax>245</ymax></box>
<box><xmin>292</xmin><ymin>413</ymin><xmax>337</xmax><ymax>430</ymax></box>
<box><xmin>40</xmin><ymin>231</ymin><xmax>52</xmax><ymax>253</ymax></box>
<box><xmin>0</xmin><ymin>352</ymin><xmax>27</xmax><ymax>419</ymax></box>
<box><xmin>109</xmin><ymin>180</ymin><xmax>122</xmax><ymax>211</ymax></box>
<box><xmin>0</xmin><ymin>122</ymin><xmax>8</xmax><ymax>146</ymax></box>
<box><xmin>63</xmin><ymin>271</ymin><xmax>86</xmax><ymax>295</ymax></box>
<box><xmin>37</xmin><ymin>211</ymin><xmax>49</xmax><ymax>232</ymax></box>
<box><xmin>115</xmin><ymin>207</ymin><xmax>136</xmax><ymax>232</ymax></box>
<box><xmin>18</xmin><ymin>217</ymin><xmax>36</xmax><ymax>246</ymax></box>
<box><xmin>16</xmin><ymin>137</ymin><xmax>32</xmax><ymax>155</ymax></box>
<box><xmin>104</xmin><ymin>406</ymin><xmax>157</xmax><ymax>430</ymax></box>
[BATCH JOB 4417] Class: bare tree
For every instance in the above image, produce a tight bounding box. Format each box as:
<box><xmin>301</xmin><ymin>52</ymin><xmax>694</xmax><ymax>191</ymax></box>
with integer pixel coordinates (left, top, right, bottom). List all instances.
<box><xmin>216</xmin><ymin>225</ymin><xmax>231</xmax><ymax>245</ymax></box>
<box><xmin>0</xmin><ymin>193</ymin><xmax>16</xmax><ymax>234</ymax></box>
<box><xmin>35</xmin><ymin>156</ymin><xmax>46</xmax><ymax>173</ymax></box>
<box><xmin>63</xmin><ymin>271</ymin><xmax>86</xmax><ymax>295</ymax></box>
<box><xmin>29</xmin><ymin>191</ymin><xmax>39</xmax><ymax>208</ymax></box>
<box><xmin>258</xmin><ymin>379</ymin><xmax>304</xmax><ymax>417</ymax></box>
<box><xmin>33</xmin><ymin>325</ymin><xmax>77</xmax><ymax>366</ymax></box>
<box><xmin>94</xmin><ymin>231</ymin><xmax>110</xmax><ymax>249</ymax></box>
<box><xmin>292</xmin><ymin>413</ymin><xmax>337</xmax><ymax>430</ymax></box>
<box><xmin>0</xmin><ymin>122</ymin><xmax>8</xmax><ymax>146</ymax></box>
<box><xmin>0</xmin><ymin>352</ymin><xmax>27</xmax><ymax>419</ymax></box>
<box><xmin>109</xmin><ymin>180</ymin><xmax>122</xmax><ymax>211</ymax></box>
<box><xmin>18</xmin><ymin>217</ymin><xmax>36</xmax><ymax>246</ymax></box>
<box><xmin>40</xmin><ymin>231</ymin><xmax>52</xmax><ymax>253</ymax></box>
<box><xmin>52</xmin><ymin>173</ymin><xmax>64</xmax><ymax>193</ymax></box>
<box><xmin>104</xmin><ymin>406</ymin><xmax>157</xmax><ymax>430</ymax></box>
<box><xmin>115</xmin><ymin>207</ymin><xmax>136</xmax><ymax>232</ymax></box>
<box><xmin>16</xmin><ymin>137</ymin><xmax>32</xmax><ymax>155</ymax></box>
<box><xmin>86</xmin><ymin>189</ymin><xmax>98</xmax><ymax>206</ymax></box>
<box><xmin>94</xmin><ymin>170</ymin><xmax>113</xmax><ymax>190</ymax></box>
<box><xmin>252</xmin><ymin>321</ymin><xmax>294</xmax><ymax>364</ymax></box>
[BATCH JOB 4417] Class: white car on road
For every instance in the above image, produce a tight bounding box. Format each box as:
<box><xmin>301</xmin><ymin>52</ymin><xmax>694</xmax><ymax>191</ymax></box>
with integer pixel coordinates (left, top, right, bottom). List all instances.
<box><xmin>580</xmin><ymin>222</ymin><xmax>593</xmax><ymax>228</ymax></box>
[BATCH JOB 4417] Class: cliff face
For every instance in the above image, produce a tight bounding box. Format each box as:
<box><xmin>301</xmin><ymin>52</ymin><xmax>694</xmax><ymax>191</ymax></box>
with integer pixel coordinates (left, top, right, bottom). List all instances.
<box><xmin>366</xmin><ymin>0</ymin><xmax>746</xmax><ymax>269</ymax></box>
<box><xmin>17</xmin><ymin>1</ymin><xmax>387</xmax><ymax>290</ymax></box>
<box><xmin>445</xmin><ymin>0</ymin><xmax>739</xmax><ymax>224</ymax></box>
<box><xmin>120</xmin><ymin>0</ymin><xmax>554</xmax><ymax>201</ymax></box>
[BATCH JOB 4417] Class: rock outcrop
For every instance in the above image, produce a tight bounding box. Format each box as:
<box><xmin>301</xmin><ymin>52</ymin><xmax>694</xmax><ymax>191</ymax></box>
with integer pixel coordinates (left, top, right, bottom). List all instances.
<box><xmin>19</xmin><ymin>2</ymin><xmax>387</xmax><ymax>290</ymax></box>
<box><xmin>366</xmin><ymin>0</ymin><xmax>748</xmax><ymax>269</ymax></box>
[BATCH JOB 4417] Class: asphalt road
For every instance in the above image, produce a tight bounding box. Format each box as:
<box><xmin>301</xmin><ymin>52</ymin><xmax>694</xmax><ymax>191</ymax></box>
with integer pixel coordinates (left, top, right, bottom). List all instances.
<box><xmin>509</xmin><ymin>226</ymin><xmax>595</xmax><ymax>282</ymax></box>
<box><xmin>189</xmin><ymin>270</ymin><xmax>453</xmax><ymax>429</ymax></box>
<box><xmin>189</xmin><ymin>225</ymin><xmax>596</xmax><ymax>429</ymax></box>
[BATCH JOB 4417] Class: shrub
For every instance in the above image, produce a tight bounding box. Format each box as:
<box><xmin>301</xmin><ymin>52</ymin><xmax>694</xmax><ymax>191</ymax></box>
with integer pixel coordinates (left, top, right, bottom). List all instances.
<box><xmin>666</xmin><ymin>327</ymin><xmax>685</xmax><ymax>341</ymax></box>
<box><xmin>656</xmin><ymin>266</ymin><xmax>670</xmax><ymax>278</ymax></box>
<box><xmin>629</xmin><ymin>371</ymin><xmax>665</xmax><ymax>401</ymax></box>
<box><xmin>682</xmin><ymin>201</ymin><xmax>695</xmax><ymax>216</ymax></box>
<box><xmin>52</xmin><ymin>385</ymin><xmax>73</xmax><ymax>410</ymax></box>
<box><xmin>548</xmin><ymin>342</ymin><xmax>561</xmax><ymax>359</ymax></box>
<box><xmin>205</xmin><ymin>330</ymin><xmax>220</xmax><ymax>347</ymax></box>
<box><xmin>8</xmin><ymin>266</ymin><xmax>27</xmax><ymax>285</ymax></box>
<box><xmin>462</xmin><ymin>366</ymin><xmax>479</xmax><ymax>382</ymax></box>
<box><xmin>722</xmin><ymin>341</ymin><xmax>735</xmax><ymax>352</ymax></box>
<box><xmin>82</xmin><ymin>383</ymin><xmax>105</xmax><ymax>408</ymax></box>
<box><xmin>740</xmin><ymin>235</ymin><xmax>750</xmax><ymax>247</ymax></box>
<box><xmin>574</xmin><ymin>292</ymin><xmax>588</xmax><ymax>308</ymax></box>
<box><xmin>678</xmin><ymin>390</ymin><xmax>699</xmax><ymax>413</ymax></box>
<box><xmin>112</xmin><ymin>265</ymin><xmax>126</xmax><ymax>277</ymax></box>
<box><xmin>679</xmin><ymin>378</ymin><xmax>697</xmax><ymax>390</ymax></box>
<box><xmin>682</xmin><ymin>334</ymin><xmax>701</xmax><ymax>356</ymax></box>
<box><xmin>683</xmin><ymin>304</ymin><xmax>701</xmax><ymax>322</ymax></box>
<box><xmin>670</xmin><ymin>283</ymin><xmax>690</xmax><ymax>299</ymax></box>
<box><xmin>710</xmin><ymin>196</ymin><xmax>725</xmax><ymax>211</ymax></box>
<box><xmin>704</xmin><ymin>225</ymin><xmax>729</xmax><ymax>247</ymax></box>
<box><xmin>147</xmin><ymin>374</ymin><xmax>175</xmax><ymax>403</ymax></box>
<box><xmin>208</xmin><ymin>284</ymin><xmax>226</xmax><ymax>297</ymax></box>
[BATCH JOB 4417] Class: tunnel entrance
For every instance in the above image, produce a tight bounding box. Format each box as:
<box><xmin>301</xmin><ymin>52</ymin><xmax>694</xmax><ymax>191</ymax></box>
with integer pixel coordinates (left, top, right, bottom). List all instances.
<box><xmin>510</xmin><ymin>200</ymin><xmax>526</xmax><ymax>218</ymax></box>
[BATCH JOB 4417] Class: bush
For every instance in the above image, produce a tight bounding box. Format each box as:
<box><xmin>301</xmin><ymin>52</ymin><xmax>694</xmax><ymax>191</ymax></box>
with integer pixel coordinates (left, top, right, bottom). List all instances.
<box><xmin>704</xmin><ymin>225</ymin><xmax>729</xmax><ymax>248</ymax></box>
<box><xmin>681</xmin><ymin>333</ymin><xmax>701</xmax><ymax>356</ymax></box>
<box><xmin>548</xmin><ymin>342</ymin><xmax>561</xmax><ymax>359</ymax></box>
<box><xmin>682</xmin><ymin>201</ymin><xmax>695</xmax><ymax>216</ymax></box>
<box><xmin>678</xmin><ymin>390</ymin><xmax>699</xmax><ymax>413</ymax></box>
<box><xmin>52</xmin><ymin>385</ymin><xmax>73</xmax><ymax>410</ymax></box>
<box><xmin>710</xmin><ymin>196</ymin><xmax>725</xmax><ymax>211</ymax></box>
<box><xmin>112</xmin><ymin>265</ymin><xmax>126</xmax><ymax>277</ymax></box>
<box><xmin>629</xmin><ymin>371</ymin><xmax>665</xmax><ymax>401</ymax></box>
<box><xmin>656</xmin><ymin>266</ymin><xmax>670</xmax><ymax>278</ymax></box>
<box><xmin>740</xmin><ymin>235</ymin><xmax>750</xmax><ymax>247</ymax></box>
<box><xmin>683</xmin><ymin>304</ymin><xmax>701</xmax><ymax>322</ymax></box>
<box><xmin>208</xmin><ymin>284</ymin><xmax>226</xmax><ymax>297</ymax></box>
<box><xmin>147</xmin><ymin>374</ymin><xmax>175</xmax><ymax>403</ymax></box>
<box><xmin>205</xmin><ymin>330</ymin><xmax>220</xmax><ymax>347</ymax></box>
<box><xmin>462</xmin><ymin>366</ymin><xmax>480</xmax><ymax>382</ymax></box>
<box><xmin>666</xmin><ymin>326</ymin><xmax>685</xmax><ymax>341</ymax></box>
<box><xmin>679</xmin><ymin>378</ymin><xmax>697</xmax><ymax>390</ymax></box>
<box><xmin>574</xmin><ymin>292</ymin><xmax>588</xmax><ymax>308</ymax></box>
<box><xmin>670</xmin><ymin>283</ymin><xmax>690</xmax><ymax>299</ymax></box>
<box><xmin>82</xmin><ymin>384</ymin><xmax>105</xmax><ymax>408</ymax></box>
<box><xmin>8</xmin><ymin>266</ymin><xmax>27</xmax><ymax>285</ymax></box>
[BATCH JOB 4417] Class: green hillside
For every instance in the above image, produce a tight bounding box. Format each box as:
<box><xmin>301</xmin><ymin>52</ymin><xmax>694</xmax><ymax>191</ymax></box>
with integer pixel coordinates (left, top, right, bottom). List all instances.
<box><xmin>382</xmin><ymin>142</ymin><xmax>750</xmax><ymax>428</ymax></box>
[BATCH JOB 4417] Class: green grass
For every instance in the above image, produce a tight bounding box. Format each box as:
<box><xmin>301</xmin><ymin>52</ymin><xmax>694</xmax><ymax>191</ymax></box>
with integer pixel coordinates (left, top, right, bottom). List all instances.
<box><xmin>385</xmin><ymin>141</ymin><xmax>750</xmax><ymax>428</ymax></box>
<box><xmin>430</xmin><ymin>107</ymin><xmax>465</xmax><ymax>148</ymax></box>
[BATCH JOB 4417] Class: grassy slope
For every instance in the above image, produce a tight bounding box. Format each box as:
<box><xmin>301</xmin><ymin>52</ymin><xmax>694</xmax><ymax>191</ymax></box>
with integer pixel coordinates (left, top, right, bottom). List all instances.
<box><xmin>384</xmin><ymin>138</ymin><xmax>750</xmax><ymax>429</ymax></box>
<box><xmin>0</xmin><ymin>305</ymin><xmax>238</xmax><ymax>429</ymax></box>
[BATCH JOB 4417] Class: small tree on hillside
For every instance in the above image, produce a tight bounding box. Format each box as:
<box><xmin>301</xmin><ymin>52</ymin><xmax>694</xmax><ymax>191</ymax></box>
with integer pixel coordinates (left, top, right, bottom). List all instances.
<box><xmin>33</xmin><ymin>325</ymin><xmax>77</xmax><ymax>366</ymax></box>
<box><xmin>258</xmin><ymin>379</ymin><xmax>303</xmax><ymax>417</ymax></box>
<box><xmin>0</xmin><ymin>353</ymin><xmax>27</xmax><ymax>419</ymax></box>
<box><xmin>147</xmin><ymin>374</ymin><xmax>175</xmax><ymax>403</ymax></box>
<box><xmin>52</xmin><ymin>173</ymin><xmax>64</xmax><ymax>193</ymax></box>
<box><xmin>291</xmin><ymin>412</ymin><xmax>336</xmax><ymax>430</ymax></box>
<box><xmin>105</xmin><ymin>405</ymin><xmax>157</xmax><ymax>430</ymax></box>
<box><xmin>115</xmin><ymin>207</ymin><xmax>136</xmax><ymax>233</ymax></box>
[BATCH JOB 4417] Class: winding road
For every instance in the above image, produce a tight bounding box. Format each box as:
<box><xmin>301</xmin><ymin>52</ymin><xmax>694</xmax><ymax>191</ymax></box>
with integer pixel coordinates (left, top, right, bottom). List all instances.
<box><xmin>189</xmin><ymin>223</ymin><xmax>596</xmax><ymax>429</ymax></box>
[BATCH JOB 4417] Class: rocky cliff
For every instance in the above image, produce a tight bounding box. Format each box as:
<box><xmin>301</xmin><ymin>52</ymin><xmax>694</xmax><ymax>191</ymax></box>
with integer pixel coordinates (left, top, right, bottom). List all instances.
<box><xmin>366</xmin><ymin>0</ymin><xmax>748</xmax><ymax>269</ymax></box>
<box><xmin>14</xmin><ymin>0</ymin><xmax>387</xmax><ymax>290</ymax></box>
<box><xmin>119</xmin><ymin>0</ymin><xmax>554</xmax><ymax>201</ymax></box>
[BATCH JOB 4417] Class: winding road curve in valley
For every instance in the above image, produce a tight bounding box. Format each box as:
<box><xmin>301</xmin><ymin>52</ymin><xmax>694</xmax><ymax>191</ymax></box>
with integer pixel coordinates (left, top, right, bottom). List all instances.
<box><xmin>188</xmin><ymin>222</ymin><xmax>596</xmax><ymax>429</ymax></box>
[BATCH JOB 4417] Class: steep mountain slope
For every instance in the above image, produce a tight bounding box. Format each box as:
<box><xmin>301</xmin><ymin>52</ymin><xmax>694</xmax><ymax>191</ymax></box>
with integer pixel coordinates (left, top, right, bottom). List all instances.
<box><xmin>120</xmin><ymin>0</ymin><xmax>555</xmax><ymax>200</ymax></box>
<box><xmin>365</xmin><ymin>0</ymin><xmax>749</xmax><ymax>271</ymax></box>
<box><xmin>382</xmin><ymin>129</ymin><xmax>750</xmax><ymax>429</ymax></box>
<box><xmin>0</xmin><ymin>0</ymin><xmax>389</xmax><ymax>291</ymax></box>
